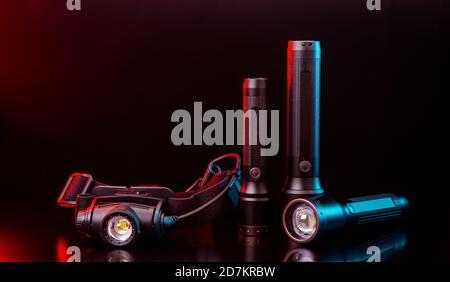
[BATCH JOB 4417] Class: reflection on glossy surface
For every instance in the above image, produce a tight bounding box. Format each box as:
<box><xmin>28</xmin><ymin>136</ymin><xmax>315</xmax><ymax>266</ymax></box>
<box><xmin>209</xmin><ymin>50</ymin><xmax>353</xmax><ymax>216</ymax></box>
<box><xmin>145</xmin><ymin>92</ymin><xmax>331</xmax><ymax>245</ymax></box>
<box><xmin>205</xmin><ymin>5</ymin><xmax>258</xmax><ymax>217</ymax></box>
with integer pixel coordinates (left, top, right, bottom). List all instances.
<box><xmin>106</xmin><ymin>250</ymin><xmax>135</xmax><ymax>262</ymax></box>
<box><xmin>53</xmin><ymin>221</ymin><xmax>408</xmax><ymax>262</ymax></box>
<box><xmin>284</xmin><ymin>248</ymin><xmax>316</xmax><ymax>262</ymax></box>
<box><xmin>0</xmin><ymin>209</ymin><xmax>412</xmax><ymax>262</ymax></box>
<box><xmin>54</xmin><ymin>223</ymin><xmax>230</xmax><ymax>262</ymax></box>
<box><xmin>284</xmin><ymin>231</ymin><xmax>407</xmax><ymax>262</ymax></box>
<box><xmin>56</xmin><ymin>238</ymin><xmax>70</xmax><ymax>262</ymax></box>
<box><xmin>239</xmin><ymin>235</ymin><xmax>277</xmax><ymax>262</ymax></box>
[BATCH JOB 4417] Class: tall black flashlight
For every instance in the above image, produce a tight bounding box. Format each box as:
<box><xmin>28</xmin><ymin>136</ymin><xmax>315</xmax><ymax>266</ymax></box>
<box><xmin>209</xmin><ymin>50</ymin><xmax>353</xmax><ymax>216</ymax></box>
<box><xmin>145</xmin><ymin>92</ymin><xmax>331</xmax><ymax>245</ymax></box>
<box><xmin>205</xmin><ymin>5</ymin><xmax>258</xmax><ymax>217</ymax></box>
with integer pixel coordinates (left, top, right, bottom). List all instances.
<box><xmin>283</xmin><ymin>40</ymin><xmax>324</xmax><ymax>200</ymax></box>
<box><xmin>282</xmin><ymin>194</ymin><xmax>408</xmax><ymax>244</ymax></box>
<box><xmin>238</xmin><ymin>78</ymin><xmax>272</xmax><ymax>236</ymax></box>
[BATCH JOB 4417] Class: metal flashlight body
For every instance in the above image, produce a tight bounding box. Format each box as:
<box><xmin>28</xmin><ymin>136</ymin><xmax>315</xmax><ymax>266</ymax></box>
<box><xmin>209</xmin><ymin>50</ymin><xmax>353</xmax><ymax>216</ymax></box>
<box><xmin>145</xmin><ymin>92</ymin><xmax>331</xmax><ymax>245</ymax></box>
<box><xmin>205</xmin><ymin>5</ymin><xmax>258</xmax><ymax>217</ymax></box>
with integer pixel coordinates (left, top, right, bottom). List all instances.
<box><xmin>283</xmin><ymin>40</ymin><xmax>324</xmax><ymax>200</ymax></box>
<box><xmin>239</xmin><ymin>78</ymin><xmax>272</xmax><ymax>236</ymax></box>
<box><xmin>282</xmin><ymin>193</ymin><xmax>408</xmax><ymax>244</ymax></box>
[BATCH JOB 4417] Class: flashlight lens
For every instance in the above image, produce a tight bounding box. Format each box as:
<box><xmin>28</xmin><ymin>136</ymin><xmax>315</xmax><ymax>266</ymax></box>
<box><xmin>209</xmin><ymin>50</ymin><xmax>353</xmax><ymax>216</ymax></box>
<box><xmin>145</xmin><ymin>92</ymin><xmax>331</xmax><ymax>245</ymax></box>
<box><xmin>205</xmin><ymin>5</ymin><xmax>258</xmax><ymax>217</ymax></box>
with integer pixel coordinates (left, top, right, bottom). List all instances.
<box><xmin>292</xmin><ymin>204</ymin><xmax>317</xmax><ymax>238</ymax></box>
<box><xmin>107</xmin><ymin>215</ymin><xmax>134</xmax><ymax>242</ymax></box>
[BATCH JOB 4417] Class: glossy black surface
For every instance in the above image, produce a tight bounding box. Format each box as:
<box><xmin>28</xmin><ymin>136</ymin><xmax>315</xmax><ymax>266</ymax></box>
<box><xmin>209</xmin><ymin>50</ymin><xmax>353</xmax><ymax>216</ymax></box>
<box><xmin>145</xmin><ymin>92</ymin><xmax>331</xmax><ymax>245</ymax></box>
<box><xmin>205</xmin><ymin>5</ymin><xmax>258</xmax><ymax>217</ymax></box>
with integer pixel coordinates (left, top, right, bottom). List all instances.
<box><xmin>0</xmin><ymin>201</ymin><xmax>448</xmax><ymax>262</ymax></box>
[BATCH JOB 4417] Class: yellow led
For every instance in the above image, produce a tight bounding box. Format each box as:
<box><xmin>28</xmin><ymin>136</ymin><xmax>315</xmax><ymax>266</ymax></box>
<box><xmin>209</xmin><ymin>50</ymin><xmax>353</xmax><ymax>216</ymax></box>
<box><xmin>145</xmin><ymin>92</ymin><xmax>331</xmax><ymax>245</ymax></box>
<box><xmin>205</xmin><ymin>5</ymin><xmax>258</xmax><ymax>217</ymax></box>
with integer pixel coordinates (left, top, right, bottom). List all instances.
<box><xmin>117</xmin><ymin>220</ymin><xmax>129</xmax><ymax>230</ymax></box>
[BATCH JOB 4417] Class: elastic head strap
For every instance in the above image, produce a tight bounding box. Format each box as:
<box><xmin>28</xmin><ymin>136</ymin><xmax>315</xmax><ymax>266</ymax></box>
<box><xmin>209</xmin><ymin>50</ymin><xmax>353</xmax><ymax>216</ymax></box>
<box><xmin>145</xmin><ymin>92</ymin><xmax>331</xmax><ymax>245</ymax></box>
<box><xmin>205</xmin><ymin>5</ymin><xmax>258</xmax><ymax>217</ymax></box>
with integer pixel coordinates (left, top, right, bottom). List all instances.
<box><xmin>164</xmin><ymin>154</ymin><xmax>241</xmax><ymax>227</ymax></box>
<box><xmin>57</xmin><ymin>173</ymin><xmax>173</xmax><ymax>207</ymax></box>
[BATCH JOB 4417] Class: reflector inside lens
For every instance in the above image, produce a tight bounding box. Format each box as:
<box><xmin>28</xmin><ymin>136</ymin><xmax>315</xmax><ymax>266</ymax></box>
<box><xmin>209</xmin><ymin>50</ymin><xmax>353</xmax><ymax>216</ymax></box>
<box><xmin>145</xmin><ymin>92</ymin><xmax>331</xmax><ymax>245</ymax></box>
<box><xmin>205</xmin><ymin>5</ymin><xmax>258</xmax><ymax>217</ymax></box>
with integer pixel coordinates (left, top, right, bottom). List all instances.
<box><xmin>292</xmin><ymin>204</ymin><xmax>317</xmax><ymax>239</ymax></box>
<box><xmin>107</xmin><ymin>215</ymin><xmax>133</xmax><ymax>242</ymax></box>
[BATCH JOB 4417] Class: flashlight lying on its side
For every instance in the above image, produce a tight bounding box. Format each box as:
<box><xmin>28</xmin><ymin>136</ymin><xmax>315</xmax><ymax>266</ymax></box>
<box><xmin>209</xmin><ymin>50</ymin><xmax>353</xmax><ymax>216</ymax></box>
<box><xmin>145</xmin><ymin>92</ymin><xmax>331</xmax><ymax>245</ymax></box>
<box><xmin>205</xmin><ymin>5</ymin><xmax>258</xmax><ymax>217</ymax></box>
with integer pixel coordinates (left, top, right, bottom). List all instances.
<box><xmin>282</xmin><ymin>194</ymin><xmax>408</xmax><ymax>244</ymax></box>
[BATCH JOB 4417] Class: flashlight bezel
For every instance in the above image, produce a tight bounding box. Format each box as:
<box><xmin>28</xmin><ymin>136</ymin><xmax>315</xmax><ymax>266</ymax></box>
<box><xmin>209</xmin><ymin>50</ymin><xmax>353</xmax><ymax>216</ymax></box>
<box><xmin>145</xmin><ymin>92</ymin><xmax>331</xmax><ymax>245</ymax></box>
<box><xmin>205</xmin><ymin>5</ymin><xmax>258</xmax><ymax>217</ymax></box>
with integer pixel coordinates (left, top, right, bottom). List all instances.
<box><xmin>282</xmin><ymin>198</ymin><xmax>320</xmax><ymax>244</ymax></box>
<box><xmin>101</xmin><ymin>213</ymin><xmax>139</xmax><ymax>247</ymax></box>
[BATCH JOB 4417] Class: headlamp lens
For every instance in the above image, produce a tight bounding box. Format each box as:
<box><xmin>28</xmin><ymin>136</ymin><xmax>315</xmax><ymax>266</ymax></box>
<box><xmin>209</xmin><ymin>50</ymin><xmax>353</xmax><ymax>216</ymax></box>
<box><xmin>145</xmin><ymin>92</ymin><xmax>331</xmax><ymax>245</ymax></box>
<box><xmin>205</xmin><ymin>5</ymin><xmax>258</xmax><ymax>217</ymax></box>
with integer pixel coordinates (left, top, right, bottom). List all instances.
<box><xmin>107</xmin><ymin>215</ymin><xmax>133</xmax><ymax>242</ymax></box>
<box><xmin>292</xmin><ymin>203</ymin><xmax>317</xmax><ymax>239</ymax></box>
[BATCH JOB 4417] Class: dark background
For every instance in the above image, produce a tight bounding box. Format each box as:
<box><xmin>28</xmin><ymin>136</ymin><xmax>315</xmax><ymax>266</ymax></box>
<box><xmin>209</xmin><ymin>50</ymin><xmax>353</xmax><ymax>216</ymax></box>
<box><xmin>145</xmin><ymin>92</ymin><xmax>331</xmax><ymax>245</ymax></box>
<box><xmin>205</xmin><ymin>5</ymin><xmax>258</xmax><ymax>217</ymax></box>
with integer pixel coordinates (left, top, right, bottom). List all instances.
<box><xmin>0</xmin><ymin>0</ymin><xmax>447</xmax><ymax>261</ymax></box>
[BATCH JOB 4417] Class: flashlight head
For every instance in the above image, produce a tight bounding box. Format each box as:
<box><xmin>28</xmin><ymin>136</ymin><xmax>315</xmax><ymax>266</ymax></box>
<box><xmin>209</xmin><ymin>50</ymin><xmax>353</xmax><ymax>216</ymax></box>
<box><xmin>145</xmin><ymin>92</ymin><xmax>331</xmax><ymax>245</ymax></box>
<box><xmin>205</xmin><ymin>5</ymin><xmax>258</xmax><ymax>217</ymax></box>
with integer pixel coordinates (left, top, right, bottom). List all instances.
<box><xmin>283</xmin><ymin>198</ymin><xmax>321</xmax><ymax>243</ymax></box>
<box><xmin>283</xmin><ymin>194</ymin><xmax>408</xmax><ymax>244</ymax></box>
<box><xmin>102</xmin><ymin>213</ymin><xmax>138</xmax><ymax>247</ymax></box>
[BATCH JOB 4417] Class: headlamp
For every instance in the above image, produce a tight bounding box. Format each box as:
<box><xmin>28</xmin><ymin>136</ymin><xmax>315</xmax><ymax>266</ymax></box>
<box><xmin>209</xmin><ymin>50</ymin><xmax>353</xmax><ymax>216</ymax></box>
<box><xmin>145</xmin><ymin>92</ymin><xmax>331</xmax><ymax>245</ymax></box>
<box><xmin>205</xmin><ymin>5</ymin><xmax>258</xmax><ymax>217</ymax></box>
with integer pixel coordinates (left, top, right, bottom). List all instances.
<box><xmin>58</xmin><ymin>153</ymin><xmax>241</xmax><ymax>247</ymax></box>
<box><xmin>283</xmin><ymin>194</ymin><xmax>408</xmax><ymax>243</ymax></box>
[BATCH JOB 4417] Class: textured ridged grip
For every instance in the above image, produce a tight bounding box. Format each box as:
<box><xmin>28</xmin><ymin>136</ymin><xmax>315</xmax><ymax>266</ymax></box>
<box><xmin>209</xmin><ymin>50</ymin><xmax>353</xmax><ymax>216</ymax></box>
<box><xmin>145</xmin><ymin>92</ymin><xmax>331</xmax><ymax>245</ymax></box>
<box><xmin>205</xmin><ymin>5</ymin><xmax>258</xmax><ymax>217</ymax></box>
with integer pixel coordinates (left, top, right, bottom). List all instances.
<box><xmin>344</xmin><ymin>194</ymin><xmax>408</xmax><ymax>225</ymax></box>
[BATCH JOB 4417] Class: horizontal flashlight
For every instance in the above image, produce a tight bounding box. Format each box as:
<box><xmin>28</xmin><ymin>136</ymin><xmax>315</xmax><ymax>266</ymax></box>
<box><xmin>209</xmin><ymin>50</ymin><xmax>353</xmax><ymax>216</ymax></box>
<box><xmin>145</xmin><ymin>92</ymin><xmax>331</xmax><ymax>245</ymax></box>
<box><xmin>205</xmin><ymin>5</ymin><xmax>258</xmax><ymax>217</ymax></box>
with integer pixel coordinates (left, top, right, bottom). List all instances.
<box><xmin>282</xmin><ymin>194</ymin><xmax>408</xmax><ymax>243</ymax></box>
